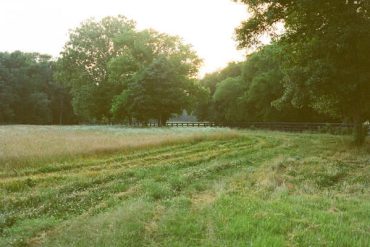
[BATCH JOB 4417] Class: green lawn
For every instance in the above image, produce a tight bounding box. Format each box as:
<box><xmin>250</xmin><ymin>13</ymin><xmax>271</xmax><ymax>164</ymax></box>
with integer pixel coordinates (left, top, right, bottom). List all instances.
<box><xmin>1</xmin><ymin>127</ymin><xmax>369</xmax><ymax>246</ymax></box>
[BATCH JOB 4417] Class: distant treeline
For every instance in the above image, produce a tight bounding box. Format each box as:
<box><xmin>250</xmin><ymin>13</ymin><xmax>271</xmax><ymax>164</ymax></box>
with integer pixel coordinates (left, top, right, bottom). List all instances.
<box><xmin>195</xmin><ymin>46</ymin><xmax>337</xmax><ymax>124</ymax></box>
<box><xmin>1</xmin><ymin>16</ymin><xmax>201</xmax><ymax>126</ymax></box>
<box><xmin>0</xmin><ymin>52</ymin><xmax>76</xmax><ymax>124</ymax></box>
<box><xmin>196</xmin><ymin>0</ymin><xmax>370</xmax><ymax>144</ymax></box>
<box><xmin>0</xmin><ymin>1</ymin><xmax>369</xmax><ymax>144</ymax></box>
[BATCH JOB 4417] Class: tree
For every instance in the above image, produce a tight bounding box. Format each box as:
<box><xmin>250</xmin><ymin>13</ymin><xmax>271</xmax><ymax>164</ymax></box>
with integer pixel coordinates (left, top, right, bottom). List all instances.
<box><xmin>109</xmin><ymin>30</ymin><xmax>201</xmax><ymax>125</ymax></box>
<box><xmin>0</xmin><ymin>51</ymin><xmax>75</xmax><ymax>124</ymax></box>
<box><xmin>192</xmin><ymin>85</ymin><xmax>211</xmax><ymax>122</ymax></box>
<box><xmin>213</xmin><ymin>77</ymin><xmax>244</xmax><ymax>122</ymax></box>
<box><xmin>201</xmin><ymin>62</ymin><xmax>243</xmax><ymax>95</ymax></box>
<box><xmin>195</xmin><ymin>44</ymin><xmax>330</xmax><ymax>123</ymax></box>
<box><xmin>197</xmin><ymin>62</ymin><xmax>243</xmax><ymax>121</ymax></box>
<box><xmin>236</xmin><ymin>0</ymin><xmax>370</xmax><ymax>144</ymax></box>
<box><xmin>55</xmin><ymin>16</ymin><xmax>136</xmax><ymax>122</ymax></box>
<box><xmin>240</xmin><ymin>44</ymin><xmax>327</xmax><ymax>122</ymax></box>
<box><xmin>239</xmin><ymin>45</ymin><xmax>284</xmax><ymax>122</ymax></box>
<box><xmin>57</xmin><ymin>17</ymin><xmax>201</xmax><ymax>124</ymax></box>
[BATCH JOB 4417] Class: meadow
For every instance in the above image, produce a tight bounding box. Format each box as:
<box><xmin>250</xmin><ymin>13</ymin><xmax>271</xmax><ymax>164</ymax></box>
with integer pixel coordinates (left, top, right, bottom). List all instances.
<box><xmin>0</xmin><ymin>125</ymin><xmax>238</xmax><ymax>171</ymax></box>
<box><xmin>1</xmin><ymin>126</ymin><xmax>369</xmax><ymax>246</ymax></box>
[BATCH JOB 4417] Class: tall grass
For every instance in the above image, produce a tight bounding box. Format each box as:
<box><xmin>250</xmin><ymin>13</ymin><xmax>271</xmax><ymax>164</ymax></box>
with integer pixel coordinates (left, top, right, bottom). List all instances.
<box><xmin>0</xmin><ymin>125</ymin><xmax>239</xmax><ymax>171</ymax></box>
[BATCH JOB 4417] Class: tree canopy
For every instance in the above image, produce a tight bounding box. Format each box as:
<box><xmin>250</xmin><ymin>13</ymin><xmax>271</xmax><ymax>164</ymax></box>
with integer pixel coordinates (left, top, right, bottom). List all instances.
<box><xmin>0</xmin><ymin>51</ymin><xmax>75</xmax><ymax>124</ymax></box>
<box><xmin>56</xmin><ymin>16</ymin><xmax>201</xmax><ymax>124</ymax></box>
<box><xmin>196</xmin><ymin>44</ymin><xmax>332</xmax><ymax>124</ymax></box>
<box><xmin>55</xmin><ymin>16</ymin><xmax>136</xmax><ymax>122</ymax></box>
<box><xmin>235</xmin><ymin>0</ymin><xmax>370</xmax><ymax>144</ymax></box>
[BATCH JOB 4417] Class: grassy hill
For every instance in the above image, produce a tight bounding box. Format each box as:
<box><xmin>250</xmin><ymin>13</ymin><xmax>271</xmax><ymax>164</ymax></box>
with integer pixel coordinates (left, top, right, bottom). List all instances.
<box><xmin>1</xmin><ymin>126</ymin><xmax>369</xmax><ymax>246</ymax></box>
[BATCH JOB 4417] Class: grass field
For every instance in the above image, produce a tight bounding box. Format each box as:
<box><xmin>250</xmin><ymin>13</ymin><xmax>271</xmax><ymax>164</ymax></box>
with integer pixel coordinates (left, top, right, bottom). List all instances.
<box><xmin>0</xmin><ymin>125</ymin><xmax>238</xmax><ymax>171</ymax></box>
<box><xmin>1</xmin><ymin>126</ymin><xmax>369</xmax><ymax>246</ymax></box>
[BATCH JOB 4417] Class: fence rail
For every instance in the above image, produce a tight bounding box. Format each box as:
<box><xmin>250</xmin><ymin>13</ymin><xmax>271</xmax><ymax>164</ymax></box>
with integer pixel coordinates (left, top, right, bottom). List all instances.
<box><xmin>165</xmin><ymin>122</ymin><xmax>217</xmax><ymax>127</ymax></box>
<box><xmin>219</xmin><ymin>122</ymin><xmax>355</xmax><ymax>132</ymax></box>
<box><xmin>145</xmin><ymin>122</ymin><xmax>356</xmax><ymax>132</ymax></box>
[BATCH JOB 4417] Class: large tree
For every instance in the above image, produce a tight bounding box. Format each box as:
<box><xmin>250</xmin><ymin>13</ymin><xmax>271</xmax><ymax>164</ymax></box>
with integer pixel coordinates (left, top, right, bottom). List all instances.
<box><xmin>109</xmin><ymin>29</ymin><xmax>201</xmax><ymax>125</ymax></box>
<box><xmin>239</xmin><ymin>44</ymin><xmax>327</xmax><ymax>122</ymax></box>
<box><xmin>235</xmin><ymin>0</ymin><xmax>370</xmax><ymax>144</ymax></box>
<box><xmin>55</xmin><ymin>16</ymin><xmax>136</xmax><ymax>122</ymax></box>
<box><xmin>56</xmin><ymin>17</ymin><xmax>201</xmax><ymax>124</ymax></box>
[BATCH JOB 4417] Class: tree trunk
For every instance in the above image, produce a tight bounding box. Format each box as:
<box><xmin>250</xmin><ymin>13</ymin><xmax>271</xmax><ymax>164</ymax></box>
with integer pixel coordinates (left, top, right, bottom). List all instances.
<box><xmin>59</xmin><ymin>96</ymin><xmax>64</xmax><ymax>125</ymax></box>
<box><xmin>353</xmin><ymin>119</ymin><xmax>367</xmax><ymax>146</ymax></box>
<box><xmin>162</xmin><ymin>114</ymin><xmax>169</xmax><ymax>127</ymax></box>
<box><xmin>158</xmin><ymin>114</ymin><xmax>167</xmax><ymax>127</ymax></box>
<box><xmin>158</xmin><ymin>115</ymin><xmax>162</xmax><ymax>127</ymax></box>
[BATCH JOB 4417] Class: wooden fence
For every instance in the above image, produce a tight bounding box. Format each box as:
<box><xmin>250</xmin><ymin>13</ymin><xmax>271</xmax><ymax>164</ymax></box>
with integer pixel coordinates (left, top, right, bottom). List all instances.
<box><xmin>164</xmin><ymin>122</ymin><xmax>217</xmax><ymax>127</ymax></box>
<box><xmin>218</xmin><ymin>122</ymin><xmax>354</xmax><ymax>132</ymax></box>
<box><xmin>140</xmin><ymin>121</ymin><xmax>356</xmax><ymax>133</ymax></box>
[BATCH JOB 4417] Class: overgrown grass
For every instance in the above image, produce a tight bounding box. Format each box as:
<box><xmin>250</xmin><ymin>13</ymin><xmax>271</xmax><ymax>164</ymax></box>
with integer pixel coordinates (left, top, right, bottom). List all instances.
<box><xmin>0</xmin><ymin>125</ymin><xmax>239</xmax><ymax>171</ymax></box>
<box><xmin>0</xmin><ymin>127</ymin><xmax>369</xmax><ymax>246</ymax></box>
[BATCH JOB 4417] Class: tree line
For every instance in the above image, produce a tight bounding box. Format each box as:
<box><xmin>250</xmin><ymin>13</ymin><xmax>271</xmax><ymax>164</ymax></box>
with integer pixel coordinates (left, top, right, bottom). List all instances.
<box><xmin>0</xmin><ymin>1</ymin><xmax>369</xmax><ymax>143</ymax></box>
<box><xmin>1</xmin><ymin>16</ymin><xmax>201</xmax><ymax>126</ymax></box>
<box><xmin>0</xmin><ymin>52</ymin><xmax>76</xmax><ymax>124</ymax></box>
<box><xmin>195</xmin><ymin>46</ymin><xmax>337</xmax><ymax>124</ymax></box>
<box><xmin>197</xmin><ymin>0</ymin><xmax>369</xmax><ymax>144</ymax></box>
<box><xmin>242</xmin><ymin>0</ymin><xmax>369</xmax><ymax>144</ymax></box>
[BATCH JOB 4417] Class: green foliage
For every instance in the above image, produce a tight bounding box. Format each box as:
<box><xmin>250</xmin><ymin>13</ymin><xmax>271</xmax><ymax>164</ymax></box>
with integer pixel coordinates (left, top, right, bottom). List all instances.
<box><xmin>56</xmin><ymin>16</ymin><xmax>201</xmax><ymax>124</ymax></box>
<box><xmin>189</xmin><ymin>84</ymin><xmax>210</xmax><ymax>121</ymax></box>
<box><xmin>195</xmin><ymin>62</ymin><xmax>243</xmax><ymax>121</ymax></box>
<box><xmin>0</xmin><ymin>51</ymin><xmax>75</xmax><ymax>124</ymax></box>
<box><xmin>239</xmin><ymin>45</ymin><xmax>286</xmax><ymax>121</ymax></box>
<box><xmin>235</xmin><ymin>0</ymin><xmax>370</xmax><ymax>143</ymax></box>
<box><xmin>213</xmin><ymin>77</ymin><xmax>244</xmax><ymax>122</ymax></box>
<box><xmin>201</xmin><ymin>61</ymin><xmax>243</xmax><ymax>95</ymax></box>
<box><xmin>55</xmin><ymin>16</ymin><xmax>136</xmax><ymax>122</ymax></box>
<box><xmin>110</xmin><ymin>32</ymin><xmax>201</xmax><ymax>125</ymax></box>
<box><xmin>196</xmin><ymin>44</ymin><xmax>332</xmax><ymax>123</ymax></box>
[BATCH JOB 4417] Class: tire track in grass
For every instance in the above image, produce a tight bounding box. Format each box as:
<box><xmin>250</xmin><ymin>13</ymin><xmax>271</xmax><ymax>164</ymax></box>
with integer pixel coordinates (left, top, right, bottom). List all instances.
<box><xmin>13</xmin><ymin>138</ymin><xmax>278</xmax><ymax>220</ymax></box>
<box><xmin>1</xmin><ymin>138</ymin><xmax>250</xmax><ymax>183</ymax></box>
<box><xmin>3</xmin><ymin>136</ymin><xmax>241</xmax><ymax>179</ymax></box>
<box><xmin>1</xmin><ymin>135</ymin><xmax>282</xmax><ymax>246</ymax></box>
<box><xmin>1</xmin><ymin>142</ymin><xmax>195</xmax><ymax>178</ymax></box>
<box><xmin>2</xmin><ymin>135</ymin><xmax>273</xmax><ymax>219</ymax></box>
<box><xmin>39</xmin><ymin>137</ymin><xmax>283</xmax><ymax>247</ymax></box>
<box><xmin>2</xmin><ymin>138</ymin><xmax>259</xmax><ymax>218</ymax></box>
<box><xmin>1</xmin><ymin>137</ymin><xmax>257</xmax><ymax>190</ymax></box>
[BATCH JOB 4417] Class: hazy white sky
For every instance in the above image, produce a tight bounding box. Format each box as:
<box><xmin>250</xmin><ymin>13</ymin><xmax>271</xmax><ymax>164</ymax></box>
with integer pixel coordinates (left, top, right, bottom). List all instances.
<box><xmin>0</xmin><ymin>0</ymin><xmax>249</xmax><ymax>76</ymax></box>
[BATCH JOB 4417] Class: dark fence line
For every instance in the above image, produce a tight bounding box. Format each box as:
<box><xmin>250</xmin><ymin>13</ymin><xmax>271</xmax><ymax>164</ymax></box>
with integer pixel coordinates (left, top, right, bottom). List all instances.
<box><xmin>165</xmin><ymin>122</ymin><xmax>217</xmax><ymax>127</ymax></box>
<box><xmin>217</xmin><ymin>122</ymin><xmax>355</xmax><ymax>132</ymax></box>
<box><xmin>132</xmin><ymin>121</ymin><xmax>356</xmax><ymax>132</ymax></box>
<box><xmin>128</xmin><ymin>122</ymin><xmax>217</xmax><ymax>127</ymax></box>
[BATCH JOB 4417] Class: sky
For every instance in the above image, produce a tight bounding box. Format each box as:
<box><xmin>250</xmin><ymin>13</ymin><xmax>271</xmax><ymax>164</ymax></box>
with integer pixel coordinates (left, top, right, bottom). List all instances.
<box><xmin>0</xmin><ymin>0</ymin><xmax>250</xmax><ymax>76</ymax></box>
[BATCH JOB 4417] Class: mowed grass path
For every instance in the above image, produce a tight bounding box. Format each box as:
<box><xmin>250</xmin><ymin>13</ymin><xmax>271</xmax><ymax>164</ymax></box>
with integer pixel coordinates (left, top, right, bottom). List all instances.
<box><xmin>1</xmin><ymin>127</ymin><xmax>369</xmax><ymax>246</ymax></box>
